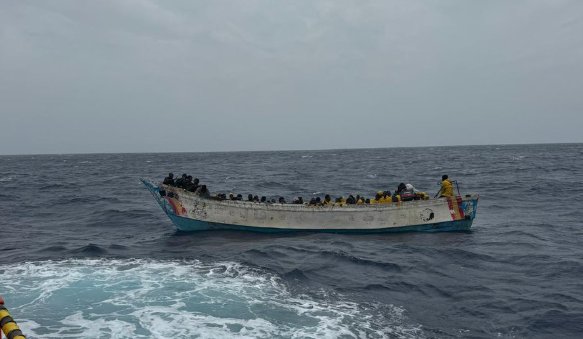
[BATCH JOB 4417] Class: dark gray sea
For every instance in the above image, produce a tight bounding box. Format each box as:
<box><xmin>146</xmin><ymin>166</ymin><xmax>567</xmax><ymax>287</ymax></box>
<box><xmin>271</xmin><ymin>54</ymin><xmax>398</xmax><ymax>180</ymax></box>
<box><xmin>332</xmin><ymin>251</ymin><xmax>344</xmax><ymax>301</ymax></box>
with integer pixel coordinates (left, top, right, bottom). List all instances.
<box><xmin>1</xmin><ymin>144</ymin><xmax>582</xmax><ymax>338</ymax></box>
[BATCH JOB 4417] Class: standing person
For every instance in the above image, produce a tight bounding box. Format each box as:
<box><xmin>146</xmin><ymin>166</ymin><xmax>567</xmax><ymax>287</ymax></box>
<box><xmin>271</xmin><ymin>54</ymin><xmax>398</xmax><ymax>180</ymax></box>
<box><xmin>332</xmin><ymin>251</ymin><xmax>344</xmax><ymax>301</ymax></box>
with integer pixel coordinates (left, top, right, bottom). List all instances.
<box><xmin>438</xmin><ymin>175</ymin><xmax>454</xmax><ymax>197</ymax></box>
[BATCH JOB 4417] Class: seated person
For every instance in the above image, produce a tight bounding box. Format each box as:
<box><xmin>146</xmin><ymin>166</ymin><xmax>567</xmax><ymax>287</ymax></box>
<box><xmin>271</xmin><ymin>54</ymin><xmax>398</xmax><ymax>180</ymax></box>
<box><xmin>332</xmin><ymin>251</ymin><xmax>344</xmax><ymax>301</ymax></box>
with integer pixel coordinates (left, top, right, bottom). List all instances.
<box><xmin>186</xmin><ymin>177</ymin><xmax>199</xmax><ymax>192</ymax></box>
<box><xmin>194</xmin><ymin>185</ymin><xmax>210</xmax><ymax>198</ymax></box>
<box><xmin>396</xmin><ymin>183</ymin><xmax>407</xmax><ymax>195</ymax></box>
<box><xmin>323</xmin><ymin>195</ymin><xmax>332</xmax><ymax>205</ymax></box>
<box><xmin>293</xmin><ymin>197</ymin><xmax>304</xmax><ymax>204</ymax></box>
<box><xmin>163</xmin><ymin>173</ymin><xmax>175</xmax><ymax>186</ymax></box>
<box><xmin>174</xmin><ymin>174</ymin><xmax>187</xmax><ymax>188</ymax></box>
<box><xmin>346</xmin><ymin>195</ymin><xmax>356</xmax><ymax>205</ymax></box>
<box><xmin>400</xmin><ymin>184</ymin><xmax>418</xmax><ymax>201</ymax></box>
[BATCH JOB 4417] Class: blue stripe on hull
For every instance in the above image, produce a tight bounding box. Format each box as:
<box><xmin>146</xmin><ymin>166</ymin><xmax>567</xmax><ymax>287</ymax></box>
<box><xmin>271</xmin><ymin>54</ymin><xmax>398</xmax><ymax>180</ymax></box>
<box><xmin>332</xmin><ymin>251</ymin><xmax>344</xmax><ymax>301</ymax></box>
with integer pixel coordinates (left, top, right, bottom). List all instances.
<box><xmin>167</xmin><ymin>213</ymin><xmax>473</xmax><ymax>233</ymax></box>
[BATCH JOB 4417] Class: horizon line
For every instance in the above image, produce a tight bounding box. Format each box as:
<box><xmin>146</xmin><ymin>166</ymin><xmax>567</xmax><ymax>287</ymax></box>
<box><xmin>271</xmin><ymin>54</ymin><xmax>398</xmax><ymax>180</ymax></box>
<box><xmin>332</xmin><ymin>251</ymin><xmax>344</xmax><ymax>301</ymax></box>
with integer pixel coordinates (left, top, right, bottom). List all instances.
<box><xmin>0</xmin><ymin>141</ymin><xmax>581</xmax><ymax>157</ymax></box>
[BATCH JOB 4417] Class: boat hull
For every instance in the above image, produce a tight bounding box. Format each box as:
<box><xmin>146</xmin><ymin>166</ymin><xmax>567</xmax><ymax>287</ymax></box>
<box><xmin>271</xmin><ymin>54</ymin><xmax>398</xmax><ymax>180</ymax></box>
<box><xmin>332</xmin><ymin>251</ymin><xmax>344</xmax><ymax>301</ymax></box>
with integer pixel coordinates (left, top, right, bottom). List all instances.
<box><xmin>142</xmin><ymin>179</ymin><xmax>479</xmax><ymax>233</ymax></box>
<box><xmin>166</xmin><ymin>213</ymin><xmax>473</xmax><ymax>233</ymax></box>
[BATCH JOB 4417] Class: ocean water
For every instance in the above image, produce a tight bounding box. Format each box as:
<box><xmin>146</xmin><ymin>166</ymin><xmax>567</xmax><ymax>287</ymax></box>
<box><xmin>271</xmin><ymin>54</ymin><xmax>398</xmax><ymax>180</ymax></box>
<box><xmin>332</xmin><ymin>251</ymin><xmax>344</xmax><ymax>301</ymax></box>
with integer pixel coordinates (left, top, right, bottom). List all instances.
<box><xmin>1</xmin><ymin>144</ymin><xmax>582</xmax><ymax>338</ymax></box>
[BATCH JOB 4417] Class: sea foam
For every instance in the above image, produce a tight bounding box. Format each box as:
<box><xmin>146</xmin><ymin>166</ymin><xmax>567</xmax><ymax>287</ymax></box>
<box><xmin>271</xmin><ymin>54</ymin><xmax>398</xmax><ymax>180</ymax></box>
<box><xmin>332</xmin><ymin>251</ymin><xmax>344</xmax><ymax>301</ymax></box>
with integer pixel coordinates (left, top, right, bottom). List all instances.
<box><xmin>0</xmin><ymin>259</ymin><xmax>422</xmax><ymax>339</ymax></box>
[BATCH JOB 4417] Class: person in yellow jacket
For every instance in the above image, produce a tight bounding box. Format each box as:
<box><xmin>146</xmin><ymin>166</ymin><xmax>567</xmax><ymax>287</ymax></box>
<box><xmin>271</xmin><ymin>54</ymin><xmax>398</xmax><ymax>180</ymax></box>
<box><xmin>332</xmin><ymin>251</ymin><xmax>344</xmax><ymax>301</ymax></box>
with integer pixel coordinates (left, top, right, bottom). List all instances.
<box><xmin>438</xmin><ymin>175</ymin><xmax>454</xmax><ymax>197</ymax></box>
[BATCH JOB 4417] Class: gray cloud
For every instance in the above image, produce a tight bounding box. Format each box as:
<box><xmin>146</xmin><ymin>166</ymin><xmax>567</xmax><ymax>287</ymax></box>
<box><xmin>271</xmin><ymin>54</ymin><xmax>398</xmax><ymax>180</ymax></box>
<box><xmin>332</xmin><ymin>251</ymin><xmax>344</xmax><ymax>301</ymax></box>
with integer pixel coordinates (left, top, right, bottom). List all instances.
<box><xmin>1</xmin><ymin>0</ymin><xmax>582</xmax><ymax>154</ymax></box>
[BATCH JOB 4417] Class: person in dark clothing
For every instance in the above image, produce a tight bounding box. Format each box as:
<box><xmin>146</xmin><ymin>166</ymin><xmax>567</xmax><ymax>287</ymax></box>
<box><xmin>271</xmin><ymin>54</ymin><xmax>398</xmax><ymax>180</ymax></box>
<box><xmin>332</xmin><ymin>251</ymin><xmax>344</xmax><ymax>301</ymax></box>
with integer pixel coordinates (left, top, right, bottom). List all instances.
<box><xmin>248</xmin><ymin>194</ymin><xmax>254</xmax><ymax>201</ymax></box>
<box><xmin>293</xmin><ymin>197</ymin><xmax>304</xmax><ymax>204</ymax></box>
<box><xmin>309</xmin><ymin>197</ymin><xmax>317</xmax><ymax>205</ymax></box>
<box><xmin>174</xmin><ymin>174</ymin><xmax>187</xmax><ymax>188</ymax></box>
<box><xmin>195</xmin><ymin>185</ymin><xmax>210</xmax><ymax>198</ymax></box>
<box><xmin>396</xmin><ymin>183</ymin><xmax>407</xmax><ymax>195</ymax></box>
<box><xmin>278</xmin><ymin>197</ymin><xmax>286</xmax><ymax>204</ymax></box>
<box><xmin>346</xmin><ymin>195</ymin><xmax>356</xmax><ymax>204</ymax></box>
<box><xmin>189</xmin><ymin>178</ymin><xmax>200</xmax><ymax>192</ymax></box>
<box><xmin>186</xmin><ymin>176</ymin><xmax>198</xmax><ymax>192</ymax></box>
<box><xmin>261</xmin><ymin>196</ymin><xmax>267</xmax><ymax>203</ymax></box>
<box><xmin>253</xmin><ymin>195</ymin><xmax>259</xmax><ymax>202</ymax></box>
<box><xmin>236</xmin><ymin>194</ymin><xmax>243</xmax><ymax>201</ymax></box>
<box><xmin>163</xmin><ymin>173</ymin><xmax>175</xmax><ymax>186</ymax></box>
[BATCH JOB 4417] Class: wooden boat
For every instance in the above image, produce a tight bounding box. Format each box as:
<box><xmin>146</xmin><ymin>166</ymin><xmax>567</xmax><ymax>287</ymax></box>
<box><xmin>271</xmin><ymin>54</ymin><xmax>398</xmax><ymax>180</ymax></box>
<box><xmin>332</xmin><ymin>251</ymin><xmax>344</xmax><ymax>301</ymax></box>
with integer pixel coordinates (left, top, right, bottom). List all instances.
<box><xmin>141</xmin><ymin>179</ymin><xmax>479</xmax><ymax>233</ymax></box>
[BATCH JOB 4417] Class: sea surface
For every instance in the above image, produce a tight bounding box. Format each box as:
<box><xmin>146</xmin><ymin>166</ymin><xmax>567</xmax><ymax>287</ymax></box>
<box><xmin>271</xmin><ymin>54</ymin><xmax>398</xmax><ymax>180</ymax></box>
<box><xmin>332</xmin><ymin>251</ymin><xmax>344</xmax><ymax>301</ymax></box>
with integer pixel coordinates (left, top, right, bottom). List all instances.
<box><xmin>1</xmin><ymin>144</ymin><xmax>582</xmax><ymax>338</ymax></box>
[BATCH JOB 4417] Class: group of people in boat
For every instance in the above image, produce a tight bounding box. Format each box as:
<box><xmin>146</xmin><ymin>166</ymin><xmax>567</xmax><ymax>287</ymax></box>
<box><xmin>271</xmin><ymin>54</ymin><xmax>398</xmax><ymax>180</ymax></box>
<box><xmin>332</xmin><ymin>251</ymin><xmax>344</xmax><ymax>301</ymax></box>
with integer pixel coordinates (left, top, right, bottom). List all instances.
<box><xmin>161</xmin><ymin>173</ymin><xmax>456</xmax><ymax>206</ymax></box>
<box><xmin>162</xmin><ymin>173</ymin><xmax>210</xmax><ymax>198</ymax></box>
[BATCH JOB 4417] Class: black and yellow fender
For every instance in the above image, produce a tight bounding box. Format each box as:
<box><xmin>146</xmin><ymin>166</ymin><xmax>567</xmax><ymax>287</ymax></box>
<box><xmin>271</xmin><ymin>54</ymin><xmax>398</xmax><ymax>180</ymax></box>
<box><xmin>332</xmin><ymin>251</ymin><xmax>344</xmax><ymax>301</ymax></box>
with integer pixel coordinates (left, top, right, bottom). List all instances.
<box><xmin>0</xmin><ymin>297</ymin><xmax>25</xmax><ymax>339</ymax></box>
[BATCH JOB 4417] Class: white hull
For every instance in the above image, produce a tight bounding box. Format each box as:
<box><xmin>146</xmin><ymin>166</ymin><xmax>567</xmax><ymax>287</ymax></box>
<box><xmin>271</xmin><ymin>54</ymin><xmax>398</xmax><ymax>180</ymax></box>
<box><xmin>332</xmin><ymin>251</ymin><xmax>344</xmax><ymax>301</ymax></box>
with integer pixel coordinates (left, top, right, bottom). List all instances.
<box><xmin>142</xmin><ymin>179</ymin><xmax>479</xmax><ymax>232</ymax></box>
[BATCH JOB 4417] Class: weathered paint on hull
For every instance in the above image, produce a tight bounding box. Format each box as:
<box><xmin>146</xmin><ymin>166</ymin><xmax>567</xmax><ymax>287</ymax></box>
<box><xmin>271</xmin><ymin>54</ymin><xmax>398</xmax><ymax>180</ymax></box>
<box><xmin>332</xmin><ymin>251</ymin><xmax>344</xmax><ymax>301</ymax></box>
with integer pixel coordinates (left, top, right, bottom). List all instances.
<box><xmin>142</xmin><ymin>179</ymin><xmax>478</xmax><ymax>233</ymax></box>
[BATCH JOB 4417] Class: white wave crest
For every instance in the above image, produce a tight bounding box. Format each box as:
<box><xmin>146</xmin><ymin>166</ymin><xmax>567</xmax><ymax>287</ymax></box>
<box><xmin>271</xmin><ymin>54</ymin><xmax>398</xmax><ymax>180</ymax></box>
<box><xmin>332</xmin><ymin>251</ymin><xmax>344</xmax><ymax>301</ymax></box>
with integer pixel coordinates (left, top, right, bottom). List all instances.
<box><xmin>0</xmin><ymin>259</ymin><xmax>423</xmax><ymax>339</ymax></box>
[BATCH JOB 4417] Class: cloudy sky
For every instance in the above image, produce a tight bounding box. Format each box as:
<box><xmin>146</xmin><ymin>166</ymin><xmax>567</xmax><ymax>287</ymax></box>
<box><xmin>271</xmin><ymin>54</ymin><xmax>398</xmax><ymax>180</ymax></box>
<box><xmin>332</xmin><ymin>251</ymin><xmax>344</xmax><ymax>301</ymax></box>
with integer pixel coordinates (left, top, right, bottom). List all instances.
<box><xmin>1</xmin><ymin>0</ymin><xmax>582</xmax><ymax>155</ymax></box>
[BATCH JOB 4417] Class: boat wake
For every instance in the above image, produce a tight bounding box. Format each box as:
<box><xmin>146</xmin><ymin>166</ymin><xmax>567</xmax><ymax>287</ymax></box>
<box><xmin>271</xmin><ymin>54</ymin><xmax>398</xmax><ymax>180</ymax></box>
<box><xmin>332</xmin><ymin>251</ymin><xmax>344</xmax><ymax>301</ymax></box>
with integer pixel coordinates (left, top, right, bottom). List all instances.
<box><xmin>1</xmin><ymin>259</ymin><xmax>423</xmax><ymax>338</ymax></box>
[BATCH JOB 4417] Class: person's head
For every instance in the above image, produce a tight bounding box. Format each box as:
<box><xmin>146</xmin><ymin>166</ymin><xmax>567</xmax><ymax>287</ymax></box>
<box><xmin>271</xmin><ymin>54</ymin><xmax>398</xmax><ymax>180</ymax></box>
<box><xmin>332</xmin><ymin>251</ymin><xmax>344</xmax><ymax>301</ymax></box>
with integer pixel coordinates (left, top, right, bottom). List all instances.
<box><xmin>261</xmin><ymin>196</ymin><xmax>267</xmax><ymax>202</ymax></box>
<box><xmin>254</xmin><ymin>195</ymin><xmax>259</xmax><ymax>201</ymax></box>
<box><xmin>324</xmin><ymin>194</ymin><xmax>331</xmax><ymax>202</ymax></box>
<box><xmin>365</xmin><ymin>198</ymin><xmax>370</xmax><ymax>204</ymax></box>
<box><xmin>375</xmin><ymin>192</ymin><xmax>382</xmax><ymax>200</ymax></box>
<box><xmin>278</xmin><ymin>197</ymin><xmax>285</xmax><ymax>203</ymax></box>
<box><xmin>186</xmin><ymin>175</ymin><xmax>192</xmax><ymax>181</ymax></box>
<box><xmin>168</xmin><ymin>173</ymin><xmax>174</xmax><ymax>178</ymax></box>
<box><xmin>248</xmin><ymin>194</ymin><xmax>253</xmax><ymax>201</ymax></box>
<box><xmin>298</xmin><ymin>197</ymin><xmax>303</xmax><ymax>203</ymax></box>
<box><xmin>193</xmin><ymin>178</ymin><xmax>199</xmax><ymax>185</ymax></box>
<box><xmin>442</xmin><ymin>175</ymin><xmax>448</xmax><ymax>181</ymax></box>
<box><xmin>201</xmin><ymin>185</ymin><xmax>207</xmax><ymax>192</ymax></box>
<box><xmin>315</xmin><ymin>197</ymin><xmax>321</xmax><ymax>203</ymax></box>
<box><xmin>398</xmin><ymin>183</ymin><xmax>406</xmax><ymax>191</ymax></box>
<box><xmin>237</xmin><ymin>194</ymin><xmax>242</xmax><ymax>200</ymax></box>
<box><xmin>182</xmin><ymin>173</ymin><xmax>187</xmax><ymax>178</ymax></box>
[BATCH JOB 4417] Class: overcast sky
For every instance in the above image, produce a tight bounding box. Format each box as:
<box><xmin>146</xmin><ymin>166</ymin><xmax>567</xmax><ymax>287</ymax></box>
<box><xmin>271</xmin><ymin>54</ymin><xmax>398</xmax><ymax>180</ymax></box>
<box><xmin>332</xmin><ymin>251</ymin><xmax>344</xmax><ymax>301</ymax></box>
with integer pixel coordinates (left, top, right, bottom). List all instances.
<box><xmin>1</xmin><ymin>0</ymin><xmax>582</xmax><ymax>155</ymax></box>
